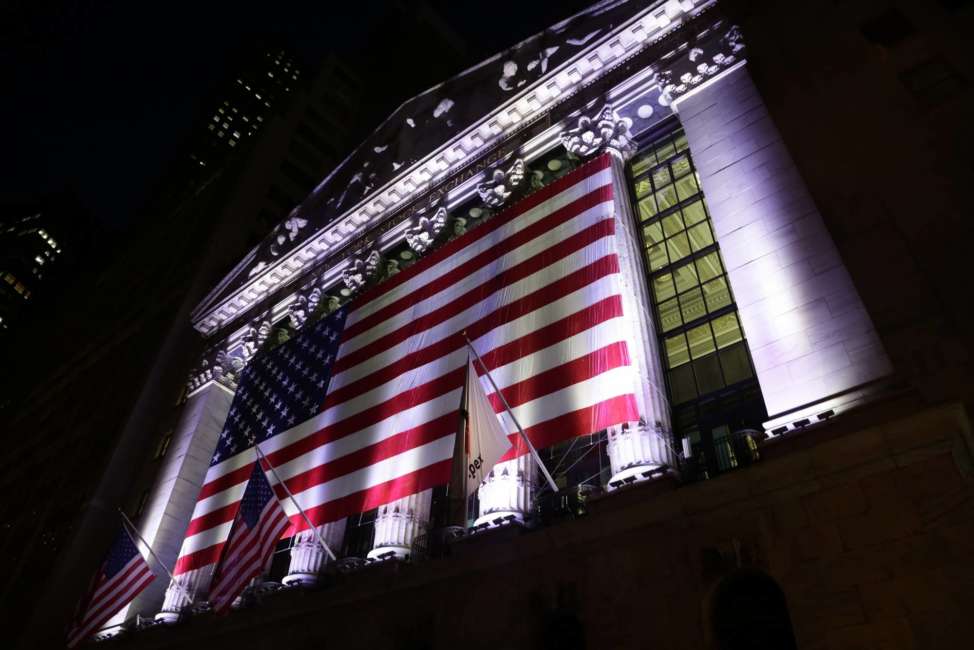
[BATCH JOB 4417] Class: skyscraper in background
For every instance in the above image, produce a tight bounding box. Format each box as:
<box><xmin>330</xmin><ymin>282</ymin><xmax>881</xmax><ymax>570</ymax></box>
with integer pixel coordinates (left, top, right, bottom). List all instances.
<box><xmin>0</xmin><ymin>46</ymin><xmax>364</xmax><ymax>643</ymax></box>
<box><xmin>0</xmin><ymin>195</ymin><xmax>99</xmax><ymax>342</ymax></box>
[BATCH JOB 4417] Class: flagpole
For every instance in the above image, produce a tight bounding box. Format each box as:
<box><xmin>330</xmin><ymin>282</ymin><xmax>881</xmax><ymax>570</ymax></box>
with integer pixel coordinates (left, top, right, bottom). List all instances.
<box><xmin>253</xmin><ymin>443</ymin><xmax>337</xmax><ymax>562</ymax></box>
<box><xmin>117</xmin><ymin>508</ymin><xmax>176</xmax><ymax>584</ymax></box>
<box><xmin>460</xmin><ymin>361</ymin><xmax>469</xmax><ymax>527</ymax></box>
<box><xmin>461</xmin><ymin>333</ymin><xmax>559</xmax><ymax>493</ymax></box>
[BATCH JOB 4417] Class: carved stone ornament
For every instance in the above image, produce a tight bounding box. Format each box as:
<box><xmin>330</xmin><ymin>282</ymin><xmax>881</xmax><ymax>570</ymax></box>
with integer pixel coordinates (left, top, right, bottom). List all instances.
<box><xmin>657</xmin><ymin>23</ymin><xmax>745</xmax><ymax>107</ymax></box>
<box><xmin>560</xmin><ymin>104</ymin><xmax>635</xmax><ymax>158</ymax></box>
<box><xmin>186</xmin><ymin>343</ymin><xmax>246</xmax><ymax>393</ymax></box>
<box><xmin>342</xmin><ymin>249</ymin><xmax>382</xmax><ymax>293</ymax></box>
<box><xmin>477</xmin><ymin>158</ymin><xmax>525</xmax><ymax>208</ymax></box>
<box><xmin>238</xmin><ymin>318</ymin><xmax>271</xmax><ymax>363</ymax></box>
<box><xmin>248</xmin><ymin>261</ymin><xmax>267</xmax><ymax>278</ymax></box>
<box><xmin>269</xmin><ymin>214</ymin><xmax>309</xmax><ymax>257</ymax></box>
<box><xmin>404</xmin><ymin>206</ymin><xmax>448</xmax><ymax>254</ymax></box>
<box><xmin>306</xmin><ymin>286</ymin><xmax>323</xmax><ymax>315</ymax></box>
<box><xmin>288</xmin><ymin>293</ymin><xmax>310</xmax><ymax>330</ymax></box>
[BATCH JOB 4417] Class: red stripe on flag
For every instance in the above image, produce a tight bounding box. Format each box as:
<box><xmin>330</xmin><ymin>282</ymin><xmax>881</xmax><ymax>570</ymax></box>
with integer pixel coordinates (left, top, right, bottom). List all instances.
<box><xmin>198</xmin><ymin>463</ymin><xmax>255</xmax><ymax>501</ymax></box>
<box><xmin>335</xmin><ymin>217</ymin><xmax>615</xmax><ymax>373</ymax></box>
<box><xmin>503</xmin><ymin>393</ymin><xmax>640</xmax><ymax>461</ymax></box>
<box><xmin>279</xmin><ymin>412</ymin><xmax>458</xmax><ymax>496</ymax></box>
<box><xmin>342</xmin><ymin>187</ymin><xmax>613</xmax><ymax>342</ymax></box>
<box><xmin>350</xmin><ymin>154</ymin><xmax>613</xmax><ymax>309</ymax></box>
<box><xmin>485</xmin><ymin>341</ymin><xmax>633</xmax><ymax>412</ymax></box>
<box><xmin>288</xmin><ymin>459</ymin><xmax>453</xmax><ymax>535</ymax></box>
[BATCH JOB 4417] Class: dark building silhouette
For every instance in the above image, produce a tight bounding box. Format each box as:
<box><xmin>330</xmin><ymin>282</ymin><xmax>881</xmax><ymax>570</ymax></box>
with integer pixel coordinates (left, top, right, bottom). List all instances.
<box><xmin>0</xmin><ymin>49</ymin><xmax>364</xmax><ymax>646</ymax></box>
<box><xmin>0</xmin><ymin>195</ymin><xmax>98</xmax><ymax>341</ymax></box>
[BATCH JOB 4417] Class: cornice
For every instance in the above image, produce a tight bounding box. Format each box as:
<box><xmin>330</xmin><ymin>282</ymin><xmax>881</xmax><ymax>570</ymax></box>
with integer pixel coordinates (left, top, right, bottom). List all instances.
<box><xmin>191</xmin><ymin>0</ymin><xmax>719</xmax><ymax>337</ymax></box>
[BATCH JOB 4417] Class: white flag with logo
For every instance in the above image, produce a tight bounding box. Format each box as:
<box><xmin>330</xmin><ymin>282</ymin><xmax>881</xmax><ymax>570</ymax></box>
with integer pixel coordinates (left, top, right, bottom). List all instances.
<box><xmin>464</xmin><ymin>358</ymin><xmax>514</xmax><ymax>495</ymax></box>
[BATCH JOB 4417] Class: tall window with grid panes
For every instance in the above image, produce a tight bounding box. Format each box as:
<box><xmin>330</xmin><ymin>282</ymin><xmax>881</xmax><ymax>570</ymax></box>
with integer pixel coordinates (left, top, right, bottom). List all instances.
<box><xmin>628</xmin><ymin>126</ymin><xmax>767</xmax><ymax>479</ymax></box>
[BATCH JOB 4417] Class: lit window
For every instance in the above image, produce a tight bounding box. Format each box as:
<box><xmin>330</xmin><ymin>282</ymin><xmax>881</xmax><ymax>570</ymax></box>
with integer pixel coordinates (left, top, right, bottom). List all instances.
<box><xmin>228</xmin><ymin>139</ymin><xmax>236</xmax><ymax>147</ymax></box>
<box><xmin>218</xmin><ymin>107</ymin><xmax>225</xmax><ymax>114</ymax></box>
<box><xmin>217</xmin><ymin>131</ymin><xmax>224</xmax><ymax>137</ymax></box>
<box><xmin>208</xmin><ymin>124</ymin><xmax>215</xmax><ymax>131</ymax></box>
<box><xmin>257</xmin><ymin>116</ymin><xmax>264</xmax><ymax>122</ymax></box>
<box><xmin>34</xmin><ymin>256</ymin><xmax>44</xmax><ymax>265</ymax></box>
<box><xmin>629</xmin><ymin>128</ymin><xmax>758</xmax><ymax>423</ymax></box>
<box><xmin>242</xmin><ymin>116</ymin><xmax>249</xmax><ymax>122</ymax></box>
<box><xmin>39</xmin><ymin>229</ymin><xmax>48</xmax><ymax>237</ymax></box>
<box><xmin>213</xmin><ymin>115</ymin><xmax>220</xmax><ymax>122</ymax></box>
<box><xmin>14</xmin><ymin>282</ymin><xmax>25</xmax><ymax>294</ymax></box>
<box><xmin>3</xmin><ymin>273</ymin><xmax>14</xmax><ymax>285</ymax></box>
<box><xmin>232</xmin><ymin>131</ymin><xmax>240</xmax><ymax>139</ymax></box>
<box><xmin>268</xmin><ymin>72</ymin><xmax>274</xmax><ymax>78</ymax></box>
<box><xmin>255</xmin><ymin>93</ymin><xmax>262</xmax><ymax>100</ymax></box>
<box><xmin>222</xmin><ymin>122</ymin><xmax>228</xmax><ymax>129</ymax></box>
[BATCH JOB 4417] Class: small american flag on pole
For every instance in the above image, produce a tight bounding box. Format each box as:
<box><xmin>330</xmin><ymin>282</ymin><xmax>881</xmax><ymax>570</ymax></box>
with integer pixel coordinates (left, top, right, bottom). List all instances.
<box><xmin>66</xmin><ymin>526</ymin><xmax>156</xmax><ymax>647</ymax></box>
<box><xmin>207</xmin><ymin>461</ymin><xmax>290</xmax><ymax>613</ymax></box>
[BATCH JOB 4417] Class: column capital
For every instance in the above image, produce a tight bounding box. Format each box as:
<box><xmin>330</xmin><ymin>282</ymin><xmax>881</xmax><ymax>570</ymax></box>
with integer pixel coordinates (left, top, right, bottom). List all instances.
<box><xmin>404</xmin><ymin>205</ymin><xmax>448</xmax><ymax>254</ymax></box>
<box><xmin>559</xmin><ymin>104</ymin><xmax>636</xmax><ymax>161</ymax></box>
<box><xmin>342</xmin><ymin>248</ymin><xmax>383</xmax><ymax>294</ymax></box>
<box><xmin>282</xmin><ymin>521</ymin><xmax>346</xmax><ymax>587</ymax></box>
<box><xmin>606</xmin><ymin>420</ymin><xmax>669</xmax><ymax>489</ymax></box>
<box><xmin>368</xmin><ymin>490</ymin><xmax>432</xmax><ymax>560</ymax></box>
<box><xmin>475</xmin><ymin>455</ymin><xmax>536</xmax><ymax>528</ymax></box>
<box><xmin>476</xmin><ymin>158</ymin><xmax>525</xmax><ymax>209</ymax></box>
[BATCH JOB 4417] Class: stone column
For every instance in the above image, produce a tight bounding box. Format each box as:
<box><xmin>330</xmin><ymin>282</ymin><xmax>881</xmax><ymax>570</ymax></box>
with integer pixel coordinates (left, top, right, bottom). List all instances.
<box><xmin>156</xmin><ymin>566</ymin><xmax>210</xmax><ymax>622</ymax></box>
<box><xmin>367</xmin><ymin>489</ymin><xmax>432</xmax><ymax>559</ymax></box>
<box><xmin>561</xmin><ymin>105</ymin><xmax>677</xmax><ymax>487</ymax></box>
<box><xmin>673</xmin><ymin>64</ymin><xmax>893</xmax><ymax>432</ymax></box>
<box><xmin>606</xmin><ymin>421</ymin><xmax>668</xmax><ymax>487</ymax></box>
<box><xmin>474</xmin><ymin>455</ymin><xmax>536</xmax><ymax>527</ymax></box>
<box><xmin>102</xmin><ymin>379</ymin><xmax>234</xmax><ymax>623</ymax></box>
<box><xmin>282</xmin><ymin>520</ymin><xmax>347</xmax><ymax>586</ymax></box>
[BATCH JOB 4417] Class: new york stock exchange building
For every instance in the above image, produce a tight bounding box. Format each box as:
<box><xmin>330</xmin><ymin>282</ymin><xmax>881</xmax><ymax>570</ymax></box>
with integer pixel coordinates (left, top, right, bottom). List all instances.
<box><xmin>43</xmin><ymin>1</ymin><xmax>974</xmax><ymax>648</ymax></box>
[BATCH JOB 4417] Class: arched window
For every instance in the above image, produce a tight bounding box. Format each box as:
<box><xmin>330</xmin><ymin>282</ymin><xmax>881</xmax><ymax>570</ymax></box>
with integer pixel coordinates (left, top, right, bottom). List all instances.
<box><xmin>710</xmin><ymin>570</ymin><xmax>797</xmax><ymax>650</ymax></box>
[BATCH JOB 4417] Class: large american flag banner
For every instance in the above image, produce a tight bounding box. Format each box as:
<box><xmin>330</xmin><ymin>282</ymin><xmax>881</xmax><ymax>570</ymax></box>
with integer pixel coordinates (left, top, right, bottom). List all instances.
<box><xmin>67</xmin><ymin>526</ymin><xmax>156</xmax><ymax>647</ymax></box>
<box><xmin>171</xmin><ymin>152</ymin><xmax>638</xmax><ymax>580</ymax></box>
<box><xmin>208</xmin><ymin>462</ymin><xmax>290</xmax><ymax>613</ymax></box>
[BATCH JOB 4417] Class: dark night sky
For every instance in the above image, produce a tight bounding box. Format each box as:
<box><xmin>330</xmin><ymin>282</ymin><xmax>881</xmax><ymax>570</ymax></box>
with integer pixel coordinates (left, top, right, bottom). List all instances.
<box><xmin>1</xmin><ymin>0</ymin><xmax>589</xmax><ymax>231</ymax></box>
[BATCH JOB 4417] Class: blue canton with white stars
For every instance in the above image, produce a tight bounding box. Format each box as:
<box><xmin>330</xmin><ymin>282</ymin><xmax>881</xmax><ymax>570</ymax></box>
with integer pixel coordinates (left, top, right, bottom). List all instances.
<box><xmin>104</xmin><ymin>527</ymin><xmax>143</xmax><ymax>578</ymax></box>
<box><xmin>238</xmin><ymin>463</ymin><xmax>278</xmax><ymax>528</ymax></box>
<box><xmin>210</xmin><ymin>308</ymin><xmax>348</xmax><ymax>467</ymax></box>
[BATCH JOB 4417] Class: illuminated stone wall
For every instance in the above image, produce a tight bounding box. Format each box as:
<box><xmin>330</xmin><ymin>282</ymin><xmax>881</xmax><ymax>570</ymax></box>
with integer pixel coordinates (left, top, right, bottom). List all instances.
<box><xmin>675</xmin><ymin>65</ymin><xmax>893</xmax><ymax>429</ymax></box>
<box><xmin>122</xmin><ymin>383</ymin><xmax>234</xmax><ymax>620</ymax></box>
